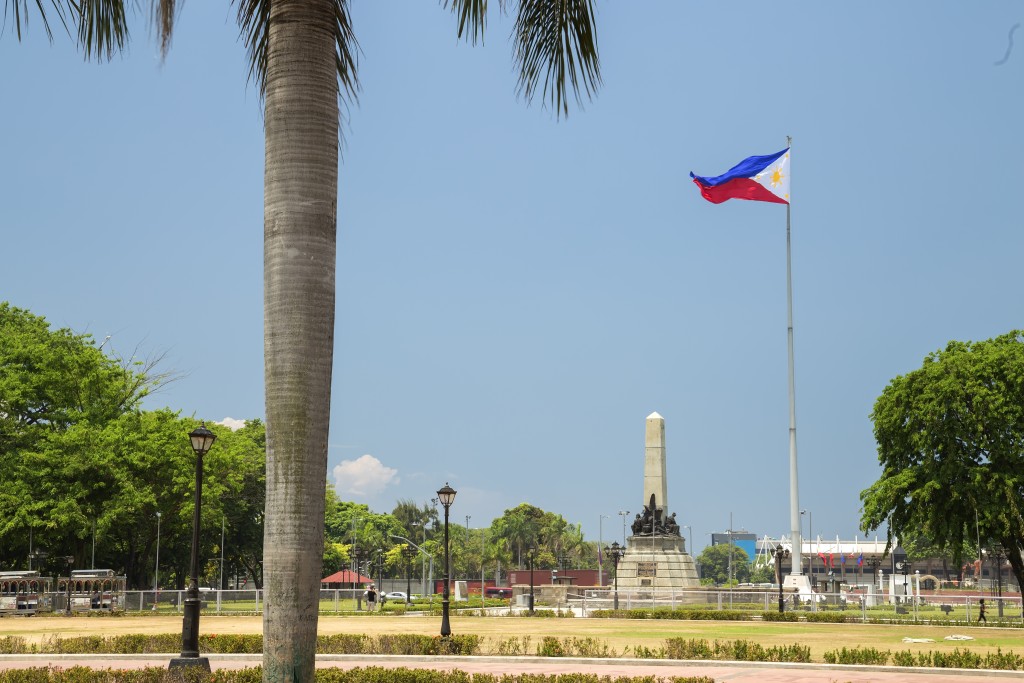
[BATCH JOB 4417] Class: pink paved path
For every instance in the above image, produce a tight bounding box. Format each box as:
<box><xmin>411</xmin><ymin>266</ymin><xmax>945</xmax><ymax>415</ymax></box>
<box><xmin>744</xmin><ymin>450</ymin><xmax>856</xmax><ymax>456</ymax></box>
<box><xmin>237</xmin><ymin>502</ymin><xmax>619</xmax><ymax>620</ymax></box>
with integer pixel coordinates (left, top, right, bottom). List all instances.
<box><xmin>1</xmin><ymin>654</ymin><xmax>1021</xmax><ymax>682</ymax></box>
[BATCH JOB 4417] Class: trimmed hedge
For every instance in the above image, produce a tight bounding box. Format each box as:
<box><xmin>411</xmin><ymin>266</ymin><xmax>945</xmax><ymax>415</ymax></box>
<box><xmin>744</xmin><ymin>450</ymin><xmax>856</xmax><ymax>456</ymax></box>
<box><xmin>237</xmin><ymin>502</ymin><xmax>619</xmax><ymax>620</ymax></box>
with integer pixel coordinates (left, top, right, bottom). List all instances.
<box><xmin>589</xmin><ymin>608</ymin><xmax>752</xmax><ymax>621</ymax></box>
<box><xmin>0</xmin><ymin>667</ymin><xmax>716</xmax><ymax>683</ymax></box>
<box><xmin>4</xmin><ymin>633</ymin><xmax>1022</xmax><ymax>671</ymax></box>
<box><xmin>823</xmin><ymin>645</ymin><xmax>1024</xmax><ymax>670</ymax></box>
<box><xmin>664</xmin><ymin>638</ymin><xmax>811</xmax><ymax>663</ymax></box>
<box><xmin>1</xmin><ymin>634</ymin><xmax>479</xmax><ymax>656</ymax></box>
<box><xmin>759</xmin><ymin>611</ymin><xmax>798</xmax><ymax>622</ymax></box>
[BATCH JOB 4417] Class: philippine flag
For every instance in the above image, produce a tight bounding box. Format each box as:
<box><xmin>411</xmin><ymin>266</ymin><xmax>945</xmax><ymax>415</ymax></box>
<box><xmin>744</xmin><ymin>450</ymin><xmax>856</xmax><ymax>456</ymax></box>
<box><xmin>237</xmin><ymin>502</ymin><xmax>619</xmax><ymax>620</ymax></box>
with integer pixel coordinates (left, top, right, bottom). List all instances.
<box><xmin>690</xmin><ymin>148</ymin><xmax>790</xmax><ymax>205</ymax></box>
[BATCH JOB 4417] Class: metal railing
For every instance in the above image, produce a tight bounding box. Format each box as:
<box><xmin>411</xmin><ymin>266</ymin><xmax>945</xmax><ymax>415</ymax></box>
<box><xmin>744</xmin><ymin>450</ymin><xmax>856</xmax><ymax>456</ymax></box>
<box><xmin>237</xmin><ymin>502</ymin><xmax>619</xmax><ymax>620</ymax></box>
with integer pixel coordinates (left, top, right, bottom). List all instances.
<box><xmin>12</xmin><ymin>587</ymin><xmax>1020</xmax><ymax>624</ymax></box>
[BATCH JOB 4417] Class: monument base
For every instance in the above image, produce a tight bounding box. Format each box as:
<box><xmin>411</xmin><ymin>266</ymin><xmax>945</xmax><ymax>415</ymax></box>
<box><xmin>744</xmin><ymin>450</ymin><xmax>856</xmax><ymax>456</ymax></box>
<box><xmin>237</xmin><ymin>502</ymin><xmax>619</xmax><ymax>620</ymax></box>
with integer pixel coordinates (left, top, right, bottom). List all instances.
<box><xmin>615</xmin><ymin>534</ymin><xmax>700</xmax><ymax>593</ymax></box>
<box><xmin>168</xmin><ymin>656</ymin><xmax>211</xmax><ymax>672</ymax></box>
<box><xmin>783</xmin><ymin>572</ymin><xmax>814</xmax><ymax>597</ymax></box>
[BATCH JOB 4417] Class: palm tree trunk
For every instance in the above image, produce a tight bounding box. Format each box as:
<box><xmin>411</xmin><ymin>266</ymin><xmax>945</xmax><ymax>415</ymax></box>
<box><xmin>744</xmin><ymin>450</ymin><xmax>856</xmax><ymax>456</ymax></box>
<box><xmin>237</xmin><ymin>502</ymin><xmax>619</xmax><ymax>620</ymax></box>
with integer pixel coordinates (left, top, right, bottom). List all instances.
<box><xmin>262</xmin><ymin>2</ymin><xmax>339</xmax><ymax>681</ymax></box>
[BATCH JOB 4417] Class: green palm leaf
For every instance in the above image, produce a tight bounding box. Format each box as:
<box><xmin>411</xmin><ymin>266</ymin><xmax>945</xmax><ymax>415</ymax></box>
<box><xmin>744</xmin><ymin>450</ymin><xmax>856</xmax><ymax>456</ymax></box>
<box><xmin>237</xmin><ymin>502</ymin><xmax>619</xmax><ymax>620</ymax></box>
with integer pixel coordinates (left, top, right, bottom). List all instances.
<box><xmin>513</xmin><ymin>0</ymin><xmax>601</xmax><ymax>117</ymax></box>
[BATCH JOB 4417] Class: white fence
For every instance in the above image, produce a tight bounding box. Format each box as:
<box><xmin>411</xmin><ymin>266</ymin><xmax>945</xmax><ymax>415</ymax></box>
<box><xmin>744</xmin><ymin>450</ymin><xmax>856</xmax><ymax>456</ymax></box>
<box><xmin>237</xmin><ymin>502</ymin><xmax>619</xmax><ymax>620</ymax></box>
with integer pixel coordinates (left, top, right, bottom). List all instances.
<box><xmin>102</xmin><ymin>587</ymin><xmax>1023</xmax><ymax>624</ymax></box>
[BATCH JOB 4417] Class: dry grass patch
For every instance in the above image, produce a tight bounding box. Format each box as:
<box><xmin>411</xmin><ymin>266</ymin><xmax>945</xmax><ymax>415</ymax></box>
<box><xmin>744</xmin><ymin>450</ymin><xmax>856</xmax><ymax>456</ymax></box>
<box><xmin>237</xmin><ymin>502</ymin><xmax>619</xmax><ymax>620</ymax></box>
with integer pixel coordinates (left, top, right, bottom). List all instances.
<box><xmin>0</xmin><ymin>613</ymin><xmax>1019</xmax><ymax>661</ymax></box>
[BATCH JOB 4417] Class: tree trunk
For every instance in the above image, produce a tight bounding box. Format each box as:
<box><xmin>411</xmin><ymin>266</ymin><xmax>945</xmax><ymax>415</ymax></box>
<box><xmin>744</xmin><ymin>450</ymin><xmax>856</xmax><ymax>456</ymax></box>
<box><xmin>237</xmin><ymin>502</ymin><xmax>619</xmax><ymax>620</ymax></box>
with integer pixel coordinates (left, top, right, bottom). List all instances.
<box><xmin>262</xmin><ymin>2</ymin><xmax>339</xmax><ymax>681</ymax></box>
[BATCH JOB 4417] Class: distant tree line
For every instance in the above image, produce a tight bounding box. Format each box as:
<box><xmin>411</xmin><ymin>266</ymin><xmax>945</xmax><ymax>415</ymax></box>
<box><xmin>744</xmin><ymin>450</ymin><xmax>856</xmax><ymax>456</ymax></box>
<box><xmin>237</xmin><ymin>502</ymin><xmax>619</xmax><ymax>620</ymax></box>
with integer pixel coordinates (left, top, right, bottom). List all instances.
<box><xmin>0</xmin><ymin>303</ymin><xmax>597</xmax><ymax>589</ymax></box>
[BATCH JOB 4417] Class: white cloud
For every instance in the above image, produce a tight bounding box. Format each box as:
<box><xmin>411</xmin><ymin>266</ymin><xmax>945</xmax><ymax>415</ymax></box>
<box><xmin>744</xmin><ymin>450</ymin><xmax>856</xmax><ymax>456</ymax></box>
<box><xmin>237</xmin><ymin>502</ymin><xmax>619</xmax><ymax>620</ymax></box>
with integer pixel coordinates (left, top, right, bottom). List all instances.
<box><xmin>333</xmin><ymin>455</ymin><xmax>399</xmax><ymax>497</ymax></box>
<box><xmin>217</xmin><ymin>417</ymin><xmax>247</xmax><ymax>431</ymax></box>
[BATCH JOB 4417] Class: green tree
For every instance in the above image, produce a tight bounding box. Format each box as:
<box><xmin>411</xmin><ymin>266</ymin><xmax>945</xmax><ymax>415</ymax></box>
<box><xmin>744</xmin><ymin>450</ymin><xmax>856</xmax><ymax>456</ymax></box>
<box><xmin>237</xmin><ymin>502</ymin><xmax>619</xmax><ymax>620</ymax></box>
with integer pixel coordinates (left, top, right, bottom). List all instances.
<box><xmin>9</xmin><ymin>3</ymin><xmax>602</xmax><ymax>678</ymax></box>
<box><xmin>749</xmin><ymin>560</ymin><xmax>775</xmax><ymax>584</ymax></box>
<box><xmin>0</xmin><ymin>303</ymin><xmax>169</xmax><ymax>579</ymax></box>
<box><xmin>696</xmin><ymin>543</ymin><xmax>750</xmax><ymax>585</ymax></box>
<box><xmin>0</xmin><ymin>302</ymin><xmax>159</xmax><ymax>456</ymax></box>
<box><xmin>391</xmin><ymin>499</ymin><xmax>437</xmax><ymax>539</ymax></box>
<box><xmin>492</xmin><ymin>503</ymin><xmax>545</xmax><ymax>568</ymax></box>
<box><xmin>860</xmin><ymin>331</ymin><xmax>1024</xmax><ymax>591</ymax></box>
<box><xmin>212</xmin><ymin>419</ymin><xmax>267</xmax><ymax>589</ymax></box>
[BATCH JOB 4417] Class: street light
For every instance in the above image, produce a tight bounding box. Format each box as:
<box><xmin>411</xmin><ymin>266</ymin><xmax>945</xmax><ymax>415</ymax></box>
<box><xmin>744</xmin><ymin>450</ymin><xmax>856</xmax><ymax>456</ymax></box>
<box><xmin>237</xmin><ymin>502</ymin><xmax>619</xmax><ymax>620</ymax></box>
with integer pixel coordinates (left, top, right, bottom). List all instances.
<box><xmin>891</xmin><ymin>544</ymin><xmax>908</xmax><ymax>604</ymax></box>
<box><xmin>527</xmin><ymin>547</ymin><xmax>537</xmax><ymax>614</ymax></box>
<box><xmin>154</xmin><ymin>511</ymin><xmax>162</xmax><ymax>594</ymax></box>
<box><xmin>773</xmin><ymin>544</ymin><xmax>789</xmax><ymax>613</ymax></box>
<box><xmin>170</xmin><ymin>422</ymin><xmax>216</xmax><ymax>672</ymax></box>
<box><xmin>801</xmin><ymin>509</ymin><xmax>812</xmax><ymax>585</ymax></box>
<box><xmin>598</xmin><ymin>514</ymin><xmax>609</xmax><ymax>586</ymax></box>
<box><xmin>683</xmin><ymin>525</ymin><xmax>692</xmax><ymax>555</ymax></box>
<box><xmin>351</xmin><ymin>547</ymin><xmax>367</xmax><ymax>610</ymax></box>
<box><xmin>404</xmin><ymin>545</ymin><xmax>416</xmax><ymax>604</ymax></box>
<box><xmin>617</xmin><ymin>510</ymin><xmax>630</xmax><ymax>546</ymax></box>
<box><xmin>604</xmin><ymin>541</ymin><xmax>625</xmax><ymax>610</ymax></box>
<box><xmin>437</xmin><ymin>483</ymin><xmax>457</xmax><ymax>637</ymax></box>
<box><xmin>63</xmin><ymin>555</ymin><xmax>75</xmax><ymax>615</ymax></box>
<box><xmin>391</xmin><ymin>533</ymin><xmax>433</xmax><ymax>599</ymax></box>
<box><xmin>994</xmin><ymin>546</ymin><xmax>1005</xmax><ymax>617</ymax></box>
<box><xmin>866</xmin><ymin>556</ymin><xmax>882</xmax><ymax>601</ymax></box>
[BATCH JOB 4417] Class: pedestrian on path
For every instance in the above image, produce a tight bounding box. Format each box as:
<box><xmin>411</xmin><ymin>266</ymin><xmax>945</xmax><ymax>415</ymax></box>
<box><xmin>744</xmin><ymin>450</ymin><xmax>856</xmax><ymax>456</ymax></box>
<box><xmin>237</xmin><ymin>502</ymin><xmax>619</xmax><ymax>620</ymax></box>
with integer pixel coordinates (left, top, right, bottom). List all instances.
<box><xmin>977</xmin><ymin>598</ymin><xmax>987</xmax><ymax>623</ymax></box>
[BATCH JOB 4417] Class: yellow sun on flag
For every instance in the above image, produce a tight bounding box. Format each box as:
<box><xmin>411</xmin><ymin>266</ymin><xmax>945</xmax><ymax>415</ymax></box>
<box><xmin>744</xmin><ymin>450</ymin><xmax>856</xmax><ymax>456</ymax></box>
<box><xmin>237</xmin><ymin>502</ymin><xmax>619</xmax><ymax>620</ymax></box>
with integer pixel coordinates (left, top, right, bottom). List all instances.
<box><xmin>769</xmin><ymin>166</ymin><xmax>785</xmax><ymax>189</ymax></box>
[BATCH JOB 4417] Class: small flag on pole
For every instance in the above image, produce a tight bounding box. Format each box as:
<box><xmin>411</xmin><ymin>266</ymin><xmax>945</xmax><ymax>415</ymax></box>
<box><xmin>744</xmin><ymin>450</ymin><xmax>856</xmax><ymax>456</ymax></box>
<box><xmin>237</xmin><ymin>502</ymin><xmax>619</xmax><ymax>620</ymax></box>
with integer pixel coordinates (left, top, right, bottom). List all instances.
<box><xmin>690</xmin><ymin>148</ymin><xmax>790</xmax><ymax>204</ymax></box>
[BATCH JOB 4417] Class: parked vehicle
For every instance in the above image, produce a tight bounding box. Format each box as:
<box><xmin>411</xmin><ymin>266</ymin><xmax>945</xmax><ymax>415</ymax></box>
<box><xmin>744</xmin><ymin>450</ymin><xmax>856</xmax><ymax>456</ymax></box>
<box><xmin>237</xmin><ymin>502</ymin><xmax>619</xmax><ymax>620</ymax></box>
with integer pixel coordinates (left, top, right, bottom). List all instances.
<box><xmin>383</xmin><ymin>591</ymin><xmax>408</xmax><ymax>602</ymax></box>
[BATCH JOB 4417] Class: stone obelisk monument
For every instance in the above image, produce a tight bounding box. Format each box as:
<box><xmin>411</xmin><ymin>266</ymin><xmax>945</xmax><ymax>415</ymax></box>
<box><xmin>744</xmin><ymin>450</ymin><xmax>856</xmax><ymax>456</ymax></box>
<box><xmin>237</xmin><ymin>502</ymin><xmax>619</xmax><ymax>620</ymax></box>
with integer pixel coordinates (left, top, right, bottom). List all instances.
<box><xmin>644</xmin><ymin>412</ymin><xmax>668</xmax><ymax>518</ymax></box>
<box><xmin>615</xmin><ymin>412</ymin><xmax>699</xmax><ymax>593</ymax></box>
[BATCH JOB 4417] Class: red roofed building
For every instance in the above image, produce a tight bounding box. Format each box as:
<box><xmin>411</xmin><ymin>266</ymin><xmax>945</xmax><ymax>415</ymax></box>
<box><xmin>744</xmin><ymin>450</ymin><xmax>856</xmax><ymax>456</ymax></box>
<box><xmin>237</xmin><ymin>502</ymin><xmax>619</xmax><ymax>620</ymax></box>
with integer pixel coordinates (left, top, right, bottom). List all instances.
<box><xmin>321</xmin><ymin>569</ymin><xmax>372</xmax><ymax>589</ymax></box>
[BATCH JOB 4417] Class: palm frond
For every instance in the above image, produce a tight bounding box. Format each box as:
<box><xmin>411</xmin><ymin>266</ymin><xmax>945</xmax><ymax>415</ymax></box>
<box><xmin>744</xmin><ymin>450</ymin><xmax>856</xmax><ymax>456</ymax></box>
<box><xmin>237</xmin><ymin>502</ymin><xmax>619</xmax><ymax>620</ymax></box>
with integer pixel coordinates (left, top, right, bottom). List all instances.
<box><xmin>235</xmin><ymin>0</ymin><xmax>360</xmax><ymax>107</ymax></box>
<box><xmin>75</xmin><ymin>0</ymin><xmax>130</xmax><ymax>61</ymax></box>
<box><xmin>147</xmin><ymin>0</ymin><xmax>176</xmax><ymax>58</ymax></box>
<box><xmin>444</xmin><ymin>0</ymin><xmax>486</xmax><ymax>45</ymax></box>
<box><xmin>512</xmin><ymin>0</ymin><xmax>601</xmax><ymax>118</ymax></box>
<box><xmin>7</xmin><ymin>1</ymin><xmax>73</xmax><ymax>42</ymax></box>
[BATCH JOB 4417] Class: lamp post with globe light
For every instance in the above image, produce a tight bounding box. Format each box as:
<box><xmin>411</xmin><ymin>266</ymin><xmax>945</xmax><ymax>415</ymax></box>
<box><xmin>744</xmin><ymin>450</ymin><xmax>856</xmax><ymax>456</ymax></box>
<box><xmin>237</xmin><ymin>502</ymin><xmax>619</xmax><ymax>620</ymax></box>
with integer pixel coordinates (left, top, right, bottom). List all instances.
<box><xmin>604</xmin><ymin>541</ymin><xmax>625</xmax><ymax>611</ymax></box>
<box><xmin>436</xmin><ymin>483</ymin><xmax>457</xmax><ymax>637</ymax></box>
<box><xmin>170</xmin><ymin>422</ymin><xmax>216</xmax><ymax>672</ymax></box>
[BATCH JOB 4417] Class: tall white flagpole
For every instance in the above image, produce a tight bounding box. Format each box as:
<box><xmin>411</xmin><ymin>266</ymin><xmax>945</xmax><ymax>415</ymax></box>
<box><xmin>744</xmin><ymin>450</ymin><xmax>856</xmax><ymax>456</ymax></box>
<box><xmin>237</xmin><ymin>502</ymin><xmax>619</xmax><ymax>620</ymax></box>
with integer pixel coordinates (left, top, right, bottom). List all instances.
<box><xmin>783</xmin><ymin>136</ymin><xmax>809</xmax><ymax>593</ymax></box>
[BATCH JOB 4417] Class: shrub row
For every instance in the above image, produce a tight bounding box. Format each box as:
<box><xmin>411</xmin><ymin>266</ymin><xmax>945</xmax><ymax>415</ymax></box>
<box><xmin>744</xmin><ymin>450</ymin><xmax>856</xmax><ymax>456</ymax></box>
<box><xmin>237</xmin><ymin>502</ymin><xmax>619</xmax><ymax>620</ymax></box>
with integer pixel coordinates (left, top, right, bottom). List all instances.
<box><xmin>0</xmin><ymin>666</ymin><xmax>716</xmax><ymax>683</ymax></box>
<box><xmin>5</xmin><ymin>633</ymin><xmax>1023</xmax><ymax>671</ymax></box>
<box><xmin>664</xmin><ymin>638</ymin><xmax>811</xmax><ymax>663</ymax></box>
<box><xmin>535</xmin><ymin>637</ymin><xmax>616</xmax><ymax>658</ymax></box>
<box><xmin>589</xmin><ymin>608</ymin><xmax>751</xmax><ymax>621</ymax></box>
<box><xmin>0</xmin><ymin>634</ymin><xmax>480</xmax><ymax>656</ymax></box>
<box><xmin>759</xmin><ymin>611</ymin><xmax>798</xmax><ymax>622</ymax></box>
<box><xmin>823</xmin><ymin>645</ymin><xmax>1024</xmax><ymax>670</ymax></box>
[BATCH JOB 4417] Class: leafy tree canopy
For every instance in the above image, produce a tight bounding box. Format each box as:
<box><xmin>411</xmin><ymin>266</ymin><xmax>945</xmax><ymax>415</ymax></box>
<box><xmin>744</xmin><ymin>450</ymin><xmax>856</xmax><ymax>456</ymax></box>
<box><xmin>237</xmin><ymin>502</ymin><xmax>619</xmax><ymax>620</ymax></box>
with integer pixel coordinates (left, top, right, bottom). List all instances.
<box><xmin>696</xmin><ymin>543</ymin><xmax>751</xmax><ymax>586</ymax></box>
<box><xmin>0</xmin><ymin>302</ymin><xmax>161</xmax><ymax>453</ymax></box>
<box><xmin>860</xmin><ymin>331</ymin><xmax>1024</xmax><ymax>591</ymax></box>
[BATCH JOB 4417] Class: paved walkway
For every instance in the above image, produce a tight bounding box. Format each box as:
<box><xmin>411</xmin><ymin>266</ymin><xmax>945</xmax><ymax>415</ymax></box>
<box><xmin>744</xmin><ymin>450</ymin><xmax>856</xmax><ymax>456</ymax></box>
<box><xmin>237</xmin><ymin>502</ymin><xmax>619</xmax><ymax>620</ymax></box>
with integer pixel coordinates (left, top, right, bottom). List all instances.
<box><xmin>0</xmin><ymin>654</ymin><xmax>1020</xmax><ymax>682</ymax></box>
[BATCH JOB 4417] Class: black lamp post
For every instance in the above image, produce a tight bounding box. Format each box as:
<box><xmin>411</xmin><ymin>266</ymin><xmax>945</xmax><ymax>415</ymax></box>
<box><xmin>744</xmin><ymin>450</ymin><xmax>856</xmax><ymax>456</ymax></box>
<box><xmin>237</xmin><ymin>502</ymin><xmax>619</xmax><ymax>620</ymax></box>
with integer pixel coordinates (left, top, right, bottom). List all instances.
<box><xmin>64</xmin><ymin>555</ymin><xmax>75</xmax><ymax>615</ymax></box>
<box><xmin>866</xmin><ymin>556</ymin><xmax>881</xmax><ymax>598</ymax></box>
<box><xmin>774</xmin><ymin>545</ymin><xmax>789</xmax><ymax>613</ymax></box>
<box><xmin>990</xmin><ymin>546</ymin><xmax>1005</xmax><ymax>617</ymax></box>
<box><xmin>527</xmin><ymin>548</ymin><xmax>537</xmax><ymax>614</ymax></box>
<box><xmin>892</xmin><ymin>545</ymin><xmax>907</xmax><ymax>604</ymax></box>
<box><xmin>604</xmin><ymin>541</ymin><xmax>625</xmax><ymax>611</ymax></box>
<box><xmin>376</xmin><ymin>550</ymin><xmax>385</xmax><ymax>605</ymax></box>
<box><xmin>170</xmin><ymin>422</ymin><xmax>216</xmax><ymax>672</ymax></box>
<box><xmin>437</xmin><ymin>483</ymin><xmax>457</xmax><ymax>637</ymax></box>
<box><xmin>404</xmin><ymin>545</ymin><xmax>416</xmax><ymax>603</ymax></box>
<box><xmin>351</xmin><ymin>548</ymin><xmax>366</xmax><ymax>610</ymax></box>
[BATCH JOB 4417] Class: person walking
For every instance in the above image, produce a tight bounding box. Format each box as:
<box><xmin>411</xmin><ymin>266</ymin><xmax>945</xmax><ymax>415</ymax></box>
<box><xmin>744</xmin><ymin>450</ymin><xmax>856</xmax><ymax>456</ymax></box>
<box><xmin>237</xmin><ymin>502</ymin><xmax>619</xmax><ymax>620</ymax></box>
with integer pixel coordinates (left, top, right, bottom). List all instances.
<box><xmin>977</xmin><ymin>598</ymin><xmax>987</xmax><ymax>624</ymax></box>
<box><xmin>365</xmin><ymin>584</ymin><xmax>378</xmax><ymax>612</ymax></box>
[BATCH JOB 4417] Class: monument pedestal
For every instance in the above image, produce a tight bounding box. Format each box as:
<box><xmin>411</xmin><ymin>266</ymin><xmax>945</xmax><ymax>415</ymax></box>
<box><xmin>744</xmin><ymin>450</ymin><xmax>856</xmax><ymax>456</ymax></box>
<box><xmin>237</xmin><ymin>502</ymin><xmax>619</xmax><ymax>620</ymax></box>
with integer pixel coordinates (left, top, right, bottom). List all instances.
<box><xmin>783</xmin><ymin>572</ymin><xmax>814</xmax><ymax>597</ymax></box>
<box><xmin>615</xmin><ymin>534</ymin><xmax>699</xmax><ymax>593</ymax></box>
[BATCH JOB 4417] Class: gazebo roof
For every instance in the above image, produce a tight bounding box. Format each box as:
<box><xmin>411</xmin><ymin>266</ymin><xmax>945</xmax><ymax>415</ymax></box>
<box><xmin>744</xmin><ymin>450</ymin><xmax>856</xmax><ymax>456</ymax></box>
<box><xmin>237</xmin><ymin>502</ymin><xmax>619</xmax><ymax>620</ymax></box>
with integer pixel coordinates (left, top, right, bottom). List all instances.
<box><xmin>321</xmin><ymin>569</ymin><xmax>372</xmax><ymax>584</ymax></box>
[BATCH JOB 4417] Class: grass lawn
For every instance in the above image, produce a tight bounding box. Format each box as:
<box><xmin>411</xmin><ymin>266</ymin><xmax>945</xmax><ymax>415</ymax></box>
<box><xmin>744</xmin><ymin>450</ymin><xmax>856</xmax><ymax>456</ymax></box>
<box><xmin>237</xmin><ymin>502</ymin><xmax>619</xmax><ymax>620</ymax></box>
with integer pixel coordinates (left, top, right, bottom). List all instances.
<box><xmin>0</xmin><ymin>613</ymin><xmax>1020</xmax><ymax>661</ymax></box>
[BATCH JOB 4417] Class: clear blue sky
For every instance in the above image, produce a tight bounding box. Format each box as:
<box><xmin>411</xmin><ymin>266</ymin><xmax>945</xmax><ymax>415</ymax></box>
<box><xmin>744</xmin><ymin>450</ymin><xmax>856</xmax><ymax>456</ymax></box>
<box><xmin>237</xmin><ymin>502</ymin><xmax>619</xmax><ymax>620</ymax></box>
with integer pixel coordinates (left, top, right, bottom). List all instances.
<box><xmin>4</xmin><ymin>2</ymin><xmax>1022</xmax><ymax>554</ymax></box>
